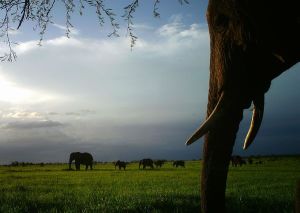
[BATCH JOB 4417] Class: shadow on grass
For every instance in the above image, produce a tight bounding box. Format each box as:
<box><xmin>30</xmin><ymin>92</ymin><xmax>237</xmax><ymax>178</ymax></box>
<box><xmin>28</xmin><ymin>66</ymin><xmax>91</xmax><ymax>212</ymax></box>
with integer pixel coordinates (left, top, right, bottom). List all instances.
<box><xmin>126</xmin><ymin>195</ymin><xmax>294</xmax><ymax>213</ymax></box>
<box><xmin>226</xmin><ymin>196</ymin><xmax>293</xmax><ymax>213</ymax></box>
<box><xmin>125</xmin><ymin>195</ymin><xmax>200</xmax><ymax>213</ymax></box>
<box><xmin>0</xmin><ymin>194</ymin><xmax>294</xmax><ymax>213</ymax></box>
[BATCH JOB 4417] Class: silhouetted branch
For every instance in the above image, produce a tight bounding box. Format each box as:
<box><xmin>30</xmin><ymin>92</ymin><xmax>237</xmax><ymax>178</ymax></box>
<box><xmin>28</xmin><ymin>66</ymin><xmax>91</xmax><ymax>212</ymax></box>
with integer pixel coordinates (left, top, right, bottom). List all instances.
<box><xmin>153</xmin><ymin>0</ymin><xmax>160</xmax><ymax>18</ymax></box>
<box><xmin>122</xmin><ymin>0</ymin><xmax>139</xmax><ymax>49</ymax></box>
<box><xmin>16</xmin><ymin>0</ymin><xmax>29</xmax><ymax>29</ymax></box>
<box><xmin>0</xmin><ymin>0</ymin><xmax>189</xmax><ymax>61</ymax></box>
<box><xmin>178</xmin><ymin>0</ymin><xmax>189</xmax><ymax>5</ymax></box>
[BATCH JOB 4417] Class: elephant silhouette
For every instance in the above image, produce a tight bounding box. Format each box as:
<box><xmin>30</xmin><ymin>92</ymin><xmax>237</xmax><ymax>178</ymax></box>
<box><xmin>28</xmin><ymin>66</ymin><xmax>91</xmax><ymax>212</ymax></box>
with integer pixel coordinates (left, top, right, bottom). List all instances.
<box><xmin>173</xmin><ymin>160</ymin><xmax>185</xmax><ymax>168</ymax></box>
<box><xmin>114</xmin><ymin>160</ymin><xmax>127</xmax><ymax>170</ymax></box>
<box><xmin>186</xmin><ymin>1</ymin><xmax>300</xmax><ymax>212</ymax></box>
<box><xmin>231</xmin><ymin>155</ymin><xmax>246</xmax><ymax>167</ymax></box>
<box><xmin>68</xmin><ymin>152</ymin><xmax>93</xmax><ymax>171</ymax></box>
<box><xmin>154</xmin><ymin>160</ymin><xmax>166</xmax><ymax>168</ymax></box>
<box><xmin>139</xmin><ymin>159</ymin><xmax>154</xmax><ymax>169</ymax></box>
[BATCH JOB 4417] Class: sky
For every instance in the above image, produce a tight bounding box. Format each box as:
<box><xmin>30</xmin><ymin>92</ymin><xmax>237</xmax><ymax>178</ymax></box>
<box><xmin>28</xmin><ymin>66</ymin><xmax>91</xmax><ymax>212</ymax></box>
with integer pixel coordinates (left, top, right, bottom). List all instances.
<box><xmin>0</xmin><ymin>0</ymin><xmax>299</xmax><ymax>164</ymax></box>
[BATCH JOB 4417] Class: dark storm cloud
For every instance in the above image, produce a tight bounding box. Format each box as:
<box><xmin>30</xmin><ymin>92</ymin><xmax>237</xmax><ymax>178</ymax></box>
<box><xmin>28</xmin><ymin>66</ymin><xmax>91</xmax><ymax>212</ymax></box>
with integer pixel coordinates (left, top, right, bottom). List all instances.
<box><xmin>100</xmin><ymin>121</ymin><xmax>203</xmax><ymax>161</ymax></box>
<box><xmin>0</xmin><ymin>120</ymin><xmax>202</xmax><ymax>164</ymax></box>
<box><xmin>2</xmin><ymin>120</ymin><xmax>64</xmax><ymax>130</ymax></box>
<box><xmin>0</xmin><ymin>136</ymin><xmax>77</xmax><ymax>163</ymax></box>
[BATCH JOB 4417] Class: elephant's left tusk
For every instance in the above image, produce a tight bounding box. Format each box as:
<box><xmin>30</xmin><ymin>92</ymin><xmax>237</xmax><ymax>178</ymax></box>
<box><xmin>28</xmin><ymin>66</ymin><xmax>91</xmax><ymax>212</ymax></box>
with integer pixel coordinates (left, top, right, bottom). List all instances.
<box><xmin>243</xmin><ymin>94</ymin><xmax>265</xmax><ymax>150</ymax></box>
<box><xmin>186</xmin><ymin>92</ymin><xmax>226</xmax><ymax>145</ymax></box>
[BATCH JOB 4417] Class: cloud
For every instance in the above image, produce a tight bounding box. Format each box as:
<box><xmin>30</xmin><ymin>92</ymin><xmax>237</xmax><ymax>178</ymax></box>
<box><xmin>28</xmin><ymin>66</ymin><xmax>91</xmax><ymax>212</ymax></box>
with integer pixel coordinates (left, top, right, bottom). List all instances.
<box><xmin>0</xmin><ymin>74</ymin><xmax>60</xmax><ymax>105</ymax></box>
<box><xmin>0</xmin><ymin>17</ymin><xmax>210</xmax><ymax>124</ymax></box>
<box><xmin>52</xmin><ymin>23</ymin><xmax>80</xmax><ymax>36</ymax></box>
<box><xmin>0</xmin><ymin>120</ymin><xmax>202</xmax><ymax>164</ymax></box>
<box><xmin>15</xmin><ymin>40</ymin><xmax>40</xmax><ymax>54</ymax></box>
<box><xmin>2</xmin><ymin>111</ymin><xmax>42</xmax><ymax>119</ymax></box>
<box><xmin>8</xmin><ymin>29</ymin><xmax>21</xmax><ymax>36</ymax></box>
<box><xmin>65</xmin><ymin>109</ymin><xmax>96</xmax><ymax>117</ymax></box>
<box><xmin>1</xmin><ymin>120</ymin><xmax>64</xmax><ymax>130</ymax></box>
<box><xmin>0</xmin><ymin>16</ymin><xmax>220</xmax><ymax>163</ymax></box>
<box><xmin>157</xmin><ymin>15</ymin><xmax>185</xmax><ymax>37</ymax></box>
<box><xmin>133</xmin><ymin>23</ymin><xmax>155</xmax><ymax>31</ymax></box>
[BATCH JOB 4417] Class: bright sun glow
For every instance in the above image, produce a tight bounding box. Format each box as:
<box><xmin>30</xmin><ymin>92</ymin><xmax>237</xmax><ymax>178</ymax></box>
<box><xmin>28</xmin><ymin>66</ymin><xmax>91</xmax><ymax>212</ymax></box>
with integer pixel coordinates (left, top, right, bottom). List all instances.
<box><xmin>0</xmin><ymin>75</ymin><xmax>54</xmax><ymax>104</ymax></box>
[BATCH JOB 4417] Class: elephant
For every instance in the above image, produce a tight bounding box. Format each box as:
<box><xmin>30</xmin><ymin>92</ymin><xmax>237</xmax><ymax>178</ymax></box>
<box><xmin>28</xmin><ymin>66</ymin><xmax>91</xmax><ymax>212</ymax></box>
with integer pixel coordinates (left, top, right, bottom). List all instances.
<box><xmin>68</xmin><ymin>152</ymin><xmax>93</xmax><ymax>171</ymax></box>
<box><xmin>231</xmin><ymin>155</ymin><xmax>246</xmax><ymax>167</ymax></box>
<box><xmin>255</xmin><ymin>160</ymin><xmax>263</xmax><ymax>165</ymax></box>
<box><xmin>114</xmin><ymin>160</ymin><xmax>127</xmax><ymax>170</ymax></box>
<box><xmin>139</xmin><ymin>158</ymin><xmax>154</xmax><ymax>169</ymax></box>
<box><xmin>185</xmin><ymin>1</ymin><xmax>300</xmax><ymax>212</ymax></box>
<box><xmin>154</xmin><ymin>160</ymin><xmax>166</xmax><ymax>168</ymax></box>
<box><xmin>247</xmin><ymin>158</ymin><xmax>253</xmax><ymax>165</ymax></box>
<box><xmin>173</xmin><ymin>160</ymin><xmax>185</xmax><ymax>168</ymax></box>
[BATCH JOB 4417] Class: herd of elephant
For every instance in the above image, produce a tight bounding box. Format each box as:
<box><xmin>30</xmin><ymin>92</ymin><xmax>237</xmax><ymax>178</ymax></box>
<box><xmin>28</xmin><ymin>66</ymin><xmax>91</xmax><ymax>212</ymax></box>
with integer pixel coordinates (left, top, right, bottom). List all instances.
<box><xmin>61</xmin><ymin>2</ymin><xmax>300</xmax><ymax>212</ymax></box>
<box><xmin>68</xmin><ymin>152</ymin><xmax>185</xmax><ymax>171</ymax></box>
<box><xmin>230</xmin><ymin>155</ymin><xmax>263</xmax><ymax>167</ymax></box>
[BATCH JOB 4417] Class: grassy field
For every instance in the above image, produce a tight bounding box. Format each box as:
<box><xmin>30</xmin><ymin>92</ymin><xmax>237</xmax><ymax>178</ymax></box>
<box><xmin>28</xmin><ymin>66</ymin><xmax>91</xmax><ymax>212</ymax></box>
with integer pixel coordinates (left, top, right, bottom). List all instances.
<box><xmin>0</xmin><ymin>156</ymin><xmax>299</xmax><ymax>213</ymax></box>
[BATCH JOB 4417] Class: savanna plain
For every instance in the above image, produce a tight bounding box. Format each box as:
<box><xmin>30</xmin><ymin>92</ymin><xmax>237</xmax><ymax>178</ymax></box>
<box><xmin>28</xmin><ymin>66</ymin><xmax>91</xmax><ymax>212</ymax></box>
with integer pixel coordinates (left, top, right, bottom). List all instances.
<box><xmin>0</xmin><ymin>156</ymin><xmax>299</xmax><ymax>213</ymax></box>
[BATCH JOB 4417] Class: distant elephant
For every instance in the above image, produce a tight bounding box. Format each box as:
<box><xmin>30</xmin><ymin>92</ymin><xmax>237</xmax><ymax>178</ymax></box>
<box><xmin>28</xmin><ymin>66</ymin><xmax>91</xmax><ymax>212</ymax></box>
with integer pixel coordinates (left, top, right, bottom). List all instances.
<box><xmin>255</xmin><ymin>160</ymin><xmax>263</xmax><ymax>165</ymax></box>
<box><xmin>154</xmin><ymin>160</ymin><xmax>166</xmax><ymax>168</ymax></box>
<box><xmin>69</xmin><ymin>152</ymin><xmax>93</xmax><ymax>171</ymax></box>
<box><xmin>248</xmin><ymin>158</ymin><xmax>253</xmax><ymax>165</ymax></box>
<box><xmin>231</xmin><ymin>155</ymin><xmax>245</xmax><ymax>167</ymax></box>
<box><xmin>173</xmin><ymin>160</ymin><xmax>185</xmax><ymax>168</ymax></box>
<box><xmin>139</xmin><ymin>159</ymin><xmax>154</xmax><ymax>169</ymax></box>
<box><xmin>185</xmin><ymin>1</ymin><xmax>300</xmax><ymax>212</ymax></box>
<box><xmin>114</xmin><ymin>160</ymin><xmax>127</xmax><ymax>170</ymax></box>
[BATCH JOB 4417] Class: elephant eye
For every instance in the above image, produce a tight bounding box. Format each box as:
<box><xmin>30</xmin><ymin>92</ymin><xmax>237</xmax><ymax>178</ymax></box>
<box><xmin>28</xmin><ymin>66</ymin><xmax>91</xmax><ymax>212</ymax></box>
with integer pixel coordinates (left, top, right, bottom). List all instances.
<box><xmin>215</xmin><ymin>14</ymin><xmax>229</xmax><ymax>29</ymax></box>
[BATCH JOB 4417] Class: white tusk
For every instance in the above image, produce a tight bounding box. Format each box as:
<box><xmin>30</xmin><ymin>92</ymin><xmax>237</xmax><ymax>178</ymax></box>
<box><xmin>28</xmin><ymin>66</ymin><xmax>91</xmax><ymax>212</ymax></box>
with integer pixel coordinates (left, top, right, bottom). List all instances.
<box><xmin>186</xmin><ymin>92</ymin><xmax>226</xmax><ymax>145</ymax></box>
<box><xmin>243</xmin><ymin>95</ymin><xmax>264</xmax><ymax>150</ymax></box>
<box><xmin>272</xmin><ymin>53</ymin><xmax>285</xmax><ymax>63</ymax></box>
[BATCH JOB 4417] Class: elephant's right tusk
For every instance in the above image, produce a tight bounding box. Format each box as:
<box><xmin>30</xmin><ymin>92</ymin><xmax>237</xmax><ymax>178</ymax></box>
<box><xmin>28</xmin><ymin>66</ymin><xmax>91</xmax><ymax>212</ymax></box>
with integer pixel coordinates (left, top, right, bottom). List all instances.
<box><xmin>243</xmin><ymin>94</ymin><xmax>265</xmax><ymax>150</ymax></box>
<box><xmin>272</xmin><ymin>53</ymin><xmax>285</xmax><ymax>63</ymax></box>
<box><xmin>186</xmin><ymin>92</ymin><xmax>226</xmax><ymax>145</ymax></box>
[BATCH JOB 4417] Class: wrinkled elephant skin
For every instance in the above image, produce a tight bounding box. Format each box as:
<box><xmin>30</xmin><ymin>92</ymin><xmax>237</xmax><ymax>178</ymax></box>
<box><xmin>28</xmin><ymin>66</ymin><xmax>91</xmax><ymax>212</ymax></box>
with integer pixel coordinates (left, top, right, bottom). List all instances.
<box><xmin>186</xmin><ymin>1</ymin><xmax>300</xmax><ymax>212</ymax></box>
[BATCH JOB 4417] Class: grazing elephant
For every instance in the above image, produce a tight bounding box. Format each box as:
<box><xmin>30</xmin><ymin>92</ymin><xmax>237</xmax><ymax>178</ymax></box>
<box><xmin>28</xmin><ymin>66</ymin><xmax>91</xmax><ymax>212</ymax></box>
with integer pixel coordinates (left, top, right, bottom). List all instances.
<box><xmin>114</xmin><ymin>160</ymin><xmax>127</xmax><ymax>170</ymax></box>
<box><xmin>139</xmin><ymin>159</ymin><xmax>154</xmax><ymax>169</ymax></box>
<box><xmin>186</xmin><ymin>1</ymin><xmax>300</xmax><ymax>212</ymax></box>
<box><xmin>173</xmin><ymin>160</ymin><xmax>185</xmax><ymax>168</ymax></box>
<box><xmin>154</xmin><ymin>160</ymin><xmax>166</xmax><ymax>168</ymax></box>
<box><xmin>255</xmin><ymin>160</ymin><xmax>263</xmax><ymax>165</ymax></box>
<box><xmin>231</xmin><ymin>155</ymin><xmax>246</xmax><ymax>167</ymax></box>
<box><xmin>69</xmin><ymin>152</ymin><xmax>93</xmax><ymax>171</ymax></box>
<box><xmin>247</xmin><ymin>158</ymin><xmax>253</xmax><ymax>165</ymax></box>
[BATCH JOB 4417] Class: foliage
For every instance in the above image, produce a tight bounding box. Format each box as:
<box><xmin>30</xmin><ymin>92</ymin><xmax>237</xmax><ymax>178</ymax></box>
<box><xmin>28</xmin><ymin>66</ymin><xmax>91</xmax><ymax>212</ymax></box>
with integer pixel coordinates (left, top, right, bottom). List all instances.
<box><xmin>0</xmin><ymin>156</ymin><xmax>299</xmax><ymax>212</ymax></box>
<box><xmin>0</xmin><ymin>0</ymin><xmax>189</xmax><ymax>61</ymax></box>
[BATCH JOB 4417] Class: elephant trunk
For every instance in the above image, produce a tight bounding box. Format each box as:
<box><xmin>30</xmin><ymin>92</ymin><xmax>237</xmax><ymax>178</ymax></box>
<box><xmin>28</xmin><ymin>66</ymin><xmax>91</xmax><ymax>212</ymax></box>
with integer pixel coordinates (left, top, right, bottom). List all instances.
<box><xmin>186</xmin><ymin>90</ymin><xmax>244</xmax><ymax>212</ymax></box>
<box><xmin>201</xmin><ymin>105</ymin><xmax>243</xmax><ymax>212</ymax></box>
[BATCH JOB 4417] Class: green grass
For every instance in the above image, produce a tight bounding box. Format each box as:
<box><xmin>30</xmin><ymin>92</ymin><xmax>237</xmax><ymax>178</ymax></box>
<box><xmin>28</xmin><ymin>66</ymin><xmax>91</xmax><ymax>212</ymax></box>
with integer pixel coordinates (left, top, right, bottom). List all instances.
<box><xmin>0</xmin><ymin>156</ymin><xmax>299</xmax><ymax>212</ymax></box>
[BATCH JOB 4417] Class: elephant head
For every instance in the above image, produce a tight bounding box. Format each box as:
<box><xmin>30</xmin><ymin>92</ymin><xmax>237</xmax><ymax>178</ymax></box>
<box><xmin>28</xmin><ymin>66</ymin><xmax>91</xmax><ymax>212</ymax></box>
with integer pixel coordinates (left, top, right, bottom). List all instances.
<box><xmin>69</xmin><ymin>152</ymin><xmax>80</xmax><ymax>170</ymax></box>
<box><xmin>186</xmin><ymin>1</ymin><xmax>300</xmax><ymax>212</ymax></box>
